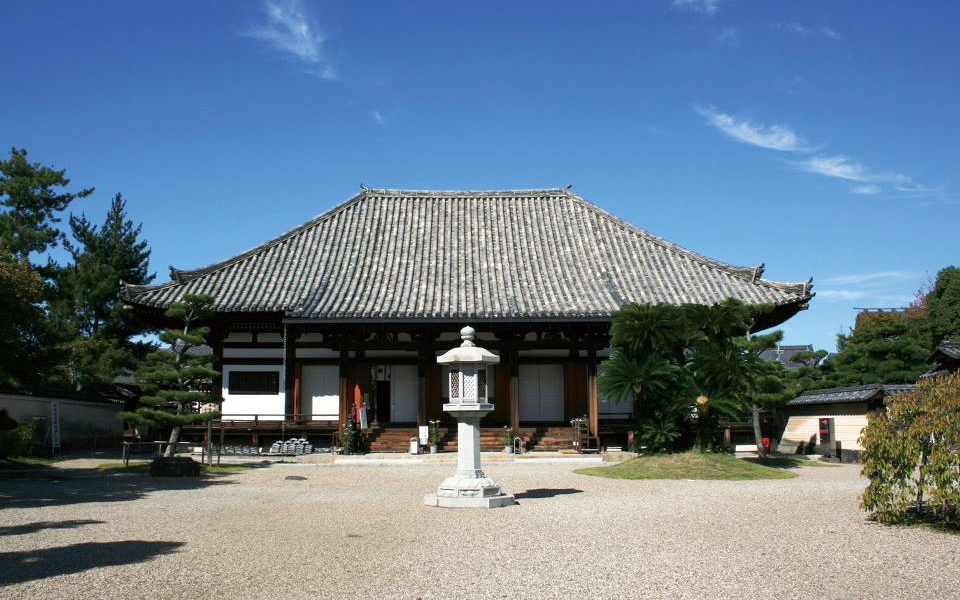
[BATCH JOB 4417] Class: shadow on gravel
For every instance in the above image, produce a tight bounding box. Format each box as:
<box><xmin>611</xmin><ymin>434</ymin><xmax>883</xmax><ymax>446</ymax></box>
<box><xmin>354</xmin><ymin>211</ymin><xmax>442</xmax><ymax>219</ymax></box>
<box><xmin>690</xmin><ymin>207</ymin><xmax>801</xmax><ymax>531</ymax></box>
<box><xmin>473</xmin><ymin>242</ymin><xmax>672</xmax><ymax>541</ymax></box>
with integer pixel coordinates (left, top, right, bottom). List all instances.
<box><xmin>0</xmin><ymin>468</ymin><xmax>237</xmax><ymax>509</ymax></box>
<box><xmin>0</xmin><ymin>540</ymin><xmax>184</xmax><ymax>585</ymax></box>
<box><xmin>0</xmin><ymin>519</ymin><xmax>105</xmax><ymax>536</ymax></box>
<box><xmin>513</xmin><ymin>488</ymin><xmax>583</xmax><ymax>500</ymax></box>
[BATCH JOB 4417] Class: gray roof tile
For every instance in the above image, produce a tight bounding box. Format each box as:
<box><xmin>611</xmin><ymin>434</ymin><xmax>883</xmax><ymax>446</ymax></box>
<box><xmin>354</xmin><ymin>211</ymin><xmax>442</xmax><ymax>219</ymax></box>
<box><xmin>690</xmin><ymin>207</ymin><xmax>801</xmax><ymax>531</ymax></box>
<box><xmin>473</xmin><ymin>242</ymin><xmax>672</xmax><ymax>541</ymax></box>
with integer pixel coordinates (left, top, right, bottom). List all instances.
<box><xmin>121</xmin><ymin>188</ymin><xmax>814</xmax><ymax>320</ymax></box>
<box><xmin>787</xmin><ymin>383</ymin><xmax>915</xmax><ymax>406</ymax></box>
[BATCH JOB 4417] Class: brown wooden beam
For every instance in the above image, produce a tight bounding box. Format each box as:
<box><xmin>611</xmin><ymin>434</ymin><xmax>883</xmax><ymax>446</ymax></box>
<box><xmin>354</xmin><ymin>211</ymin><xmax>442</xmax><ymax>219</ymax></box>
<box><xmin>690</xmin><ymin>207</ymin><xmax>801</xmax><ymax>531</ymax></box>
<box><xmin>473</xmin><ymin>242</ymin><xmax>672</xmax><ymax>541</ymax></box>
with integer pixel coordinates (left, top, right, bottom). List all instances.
<box><xmin>283</xmin><ymin>324</ymin><xmax>297</xmax><ymax>416</ymax></box>
<box><xmin>587</xmin><ymin>352</ymin><xmax>599</xmax><ymax>439</ymax></box>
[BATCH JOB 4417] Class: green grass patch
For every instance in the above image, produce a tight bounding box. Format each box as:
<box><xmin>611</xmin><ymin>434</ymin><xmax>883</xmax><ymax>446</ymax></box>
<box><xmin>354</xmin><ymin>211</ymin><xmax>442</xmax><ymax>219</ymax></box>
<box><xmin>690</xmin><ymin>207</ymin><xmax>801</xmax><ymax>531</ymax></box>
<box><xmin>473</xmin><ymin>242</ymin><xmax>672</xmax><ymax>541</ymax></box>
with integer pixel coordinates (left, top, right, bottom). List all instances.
<box><xmin>97</xmin><ymin>461</ymin><xmax>256</xmax><ymax>474</ymax></box>
<box><xmin>746</xmin><ymin>456</ymin><xmax>839</xmax><ymax>469</ymax></box>
<box><xmin>575</xmin><ymin>450</ymin><xmax>798</xmax><ymax>480</ymax></box>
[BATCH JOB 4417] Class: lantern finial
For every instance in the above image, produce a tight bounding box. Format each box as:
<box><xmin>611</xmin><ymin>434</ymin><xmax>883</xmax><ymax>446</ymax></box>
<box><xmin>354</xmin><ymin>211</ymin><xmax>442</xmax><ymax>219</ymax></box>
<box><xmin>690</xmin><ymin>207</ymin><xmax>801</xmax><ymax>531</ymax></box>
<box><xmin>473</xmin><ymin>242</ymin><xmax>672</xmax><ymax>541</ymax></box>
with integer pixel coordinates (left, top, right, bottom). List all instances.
<box><xmin>460</xmin><ymin>325</ymin><xmax>476</xmax><ymax>347</ymax></box>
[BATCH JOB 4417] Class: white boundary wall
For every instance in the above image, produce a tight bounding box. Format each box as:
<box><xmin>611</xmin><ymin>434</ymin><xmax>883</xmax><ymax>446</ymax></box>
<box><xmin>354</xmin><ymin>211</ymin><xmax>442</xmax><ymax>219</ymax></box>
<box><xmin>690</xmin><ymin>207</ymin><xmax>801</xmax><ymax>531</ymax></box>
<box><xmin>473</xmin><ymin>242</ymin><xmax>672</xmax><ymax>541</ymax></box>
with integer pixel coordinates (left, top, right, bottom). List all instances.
<box><xmin>0</xmin><ymin>393</ymin><xmax>124</xmax><ymax>447</ymax></box>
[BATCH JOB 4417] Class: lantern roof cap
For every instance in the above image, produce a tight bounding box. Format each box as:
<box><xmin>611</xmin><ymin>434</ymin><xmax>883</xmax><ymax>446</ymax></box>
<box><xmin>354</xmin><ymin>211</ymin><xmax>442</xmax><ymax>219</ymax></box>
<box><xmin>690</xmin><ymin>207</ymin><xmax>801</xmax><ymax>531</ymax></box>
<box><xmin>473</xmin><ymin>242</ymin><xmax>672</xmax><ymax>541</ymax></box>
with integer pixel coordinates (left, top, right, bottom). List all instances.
<box><xmin>437</xmin><ymin>326</ymin><xmax>500</xmax><ymax>364</ymax></box>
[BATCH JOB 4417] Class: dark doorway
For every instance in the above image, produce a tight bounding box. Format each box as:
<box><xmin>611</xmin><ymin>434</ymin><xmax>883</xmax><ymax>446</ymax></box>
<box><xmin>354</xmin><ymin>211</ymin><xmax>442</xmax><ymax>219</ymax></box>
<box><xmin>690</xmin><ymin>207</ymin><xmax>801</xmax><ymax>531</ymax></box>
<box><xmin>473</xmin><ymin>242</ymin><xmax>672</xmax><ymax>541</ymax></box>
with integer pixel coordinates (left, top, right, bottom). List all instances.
<box><xmin>375</xmin><ymin>380</ymin><xmax>391</xmax><ymax>424</ymax></box>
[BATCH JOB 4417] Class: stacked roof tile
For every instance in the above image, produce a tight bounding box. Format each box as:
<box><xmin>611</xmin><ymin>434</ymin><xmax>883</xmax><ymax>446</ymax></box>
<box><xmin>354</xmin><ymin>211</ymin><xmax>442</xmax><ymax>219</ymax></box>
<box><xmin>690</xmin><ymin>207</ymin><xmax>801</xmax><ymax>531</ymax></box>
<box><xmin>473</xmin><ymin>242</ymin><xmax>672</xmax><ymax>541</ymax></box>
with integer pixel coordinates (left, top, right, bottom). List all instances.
<box><xmin>121</xmin><ymin>188</ymin><xmax>813</xmax><ymax>321</ymax></box>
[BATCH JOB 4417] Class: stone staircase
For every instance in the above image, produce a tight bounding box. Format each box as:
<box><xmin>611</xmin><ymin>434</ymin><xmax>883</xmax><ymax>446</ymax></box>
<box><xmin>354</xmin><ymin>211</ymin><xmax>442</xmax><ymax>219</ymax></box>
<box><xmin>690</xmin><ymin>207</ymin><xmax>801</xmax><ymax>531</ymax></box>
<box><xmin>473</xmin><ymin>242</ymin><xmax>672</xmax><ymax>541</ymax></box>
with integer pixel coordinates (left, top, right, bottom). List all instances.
<box><xmin>364</xmin><ymin>425</ymin><xmax>576</xmax><ymax>452</ymax></box>
<box><xmin>364</xmin><ymin>427</ymin><xmax>419</xmax><ymax>452</ymax></box>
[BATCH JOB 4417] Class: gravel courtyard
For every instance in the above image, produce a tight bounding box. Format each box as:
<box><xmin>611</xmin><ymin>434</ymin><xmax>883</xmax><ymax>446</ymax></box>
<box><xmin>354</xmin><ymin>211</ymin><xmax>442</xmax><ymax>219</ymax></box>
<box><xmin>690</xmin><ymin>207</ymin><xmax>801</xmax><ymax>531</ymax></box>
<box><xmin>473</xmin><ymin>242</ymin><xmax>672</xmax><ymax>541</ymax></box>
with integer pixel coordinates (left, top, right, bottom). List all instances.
<box><xmin>1</xmin><ymin>457</ymin><xmax>957</xmax><ymax>600</ymax></box>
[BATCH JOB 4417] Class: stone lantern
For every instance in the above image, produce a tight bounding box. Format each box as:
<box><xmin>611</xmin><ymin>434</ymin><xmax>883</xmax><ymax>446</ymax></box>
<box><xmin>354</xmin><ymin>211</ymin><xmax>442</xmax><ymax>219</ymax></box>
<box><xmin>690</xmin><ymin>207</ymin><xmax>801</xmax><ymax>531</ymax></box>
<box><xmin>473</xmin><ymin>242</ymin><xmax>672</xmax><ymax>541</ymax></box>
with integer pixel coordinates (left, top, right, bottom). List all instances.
<box><xmin>424</xmin><ymin>326</ymin><xmax>515</xmax><ymax>508</ymax></box>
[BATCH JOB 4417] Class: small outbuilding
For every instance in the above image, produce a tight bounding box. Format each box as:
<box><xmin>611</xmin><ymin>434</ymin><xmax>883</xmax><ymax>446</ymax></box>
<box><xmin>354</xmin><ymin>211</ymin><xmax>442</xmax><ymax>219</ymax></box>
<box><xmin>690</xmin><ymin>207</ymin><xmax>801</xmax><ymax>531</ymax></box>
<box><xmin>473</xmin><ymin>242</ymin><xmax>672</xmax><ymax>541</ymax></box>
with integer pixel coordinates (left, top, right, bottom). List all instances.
<box><xmin>777</xmin><ymin>383</ymin><xmax>915</xmax><ymax>461</ymax></box>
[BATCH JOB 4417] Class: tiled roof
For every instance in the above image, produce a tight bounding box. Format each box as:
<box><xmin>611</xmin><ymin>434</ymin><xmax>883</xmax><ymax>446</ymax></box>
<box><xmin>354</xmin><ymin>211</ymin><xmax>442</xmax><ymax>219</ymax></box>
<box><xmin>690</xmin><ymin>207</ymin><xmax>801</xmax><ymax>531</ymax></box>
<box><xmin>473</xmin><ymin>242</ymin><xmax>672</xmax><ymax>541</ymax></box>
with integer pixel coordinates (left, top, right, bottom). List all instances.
<box><xmin>121</xmin><ymin>188</ymin><xmax>814</xmax><ymax>321</ymax></box>
<box><xmin>759</xmin><ymin>344</ymin><xmax>814</xmax><ymax>370</ymax></box>
<box><xmin>933</xmin><ymin>340</ymin><xmax>960</xmax><ymax>360</ymax></box>
<box><xmin>787</xmin><ymin>384</ymin><xmax>915</xmax><ymax>406</ymax></box>
<box><xmin>921</xmin><ymin>340</ymin><xmax>960</xmax><ymax>378</ymax></box>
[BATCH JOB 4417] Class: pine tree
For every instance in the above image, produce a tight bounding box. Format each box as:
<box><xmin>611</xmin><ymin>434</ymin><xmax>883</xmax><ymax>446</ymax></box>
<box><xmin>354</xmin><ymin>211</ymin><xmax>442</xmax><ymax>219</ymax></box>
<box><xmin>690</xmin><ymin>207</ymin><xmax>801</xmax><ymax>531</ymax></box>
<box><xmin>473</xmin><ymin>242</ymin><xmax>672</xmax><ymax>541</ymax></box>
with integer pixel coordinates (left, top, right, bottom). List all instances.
<box><xmin>824</xmin><ymin>309</ymin><xmax>933</xmax><ymax>386</ymax></box>
<box><xmin>119</xmin><ymin>294</ymin><xmax>219</xmax><ymax>457</ymax></box>
<box><xmin>0</xmin><ymin>147</ymin><xmax>93</xmax><ymax>261</ymax></box>
<box><xmin>0</xmin><ymin>255</ymin><xmax>47</xmax><ymax>387</ymax></box>
<box><xmin>0</xmin><ymin>148</ymin><xmax>91</xmax><ymax>386</ymax></box>
<box><xmin>49</xmin><ymin>193</ymin><xmax>155</xmax><ymax>389</ymax></box>
<box><xmin>927</xmin><ymin>266</ymin><xmax>960</xmax><ymax>345</ymax></box>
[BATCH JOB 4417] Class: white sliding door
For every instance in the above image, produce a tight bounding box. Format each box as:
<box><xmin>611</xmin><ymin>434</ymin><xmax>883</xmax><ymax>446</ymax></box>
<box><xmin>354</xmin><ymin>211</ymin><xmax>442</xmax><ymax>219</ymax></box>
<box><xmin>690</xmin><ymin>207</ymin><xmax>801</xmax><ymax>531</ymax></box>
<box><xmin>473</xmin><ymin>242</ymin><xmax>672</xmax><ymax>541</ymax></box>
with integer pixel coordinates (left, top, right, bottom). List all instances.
<box><xmin>390</xmin><ymin>365</ymin><xmax>419</xmax><ymax>423</ymax></box>
<box><xmin>519</xmin><ymin>364</ymin><xmax>564</xmax><ymax>422</ymax></box>
<box><xmin>300</xmin><ymin>365</ymin><xmax>339</xmax><ymax>421</ymax></box>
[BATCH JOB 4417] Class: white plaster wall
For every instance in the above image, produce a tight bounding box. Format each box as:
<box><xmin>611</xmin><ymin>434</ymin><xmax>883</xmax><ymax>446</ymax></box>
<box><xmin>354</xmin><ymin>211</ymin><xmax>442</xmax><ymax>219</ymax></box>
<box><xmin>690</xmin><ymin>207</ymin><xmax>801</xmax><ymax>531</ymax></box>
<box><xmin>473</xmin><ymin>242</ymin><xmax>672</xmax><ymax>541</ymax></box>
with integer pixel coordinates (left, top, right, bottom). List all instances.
<box><xmin>299</xmin><ymin>365</ymin><xmax>339</xmax><ymax>420</ymax></box>
<box><xmin>221</xmin><ymin>365</ymin><xmax>285</xmax><ymax>420</ymax></box>
<box><xmin>0</xmin><ymin>394</ymin><xmax>123</xmax><ymax>444</ymax></box>
<box><xmin>390</xmin><ymin>365</ymin><xmax>418</xmax><ymax>422</ymax></box>
<box><xmin>223</xmin><ymin>348</ymin><xmax>283</xmax><ymax>359</ymax></box>
<box><xmin>780</xmin><ymin>413</ymin><xmax>868</xmax><ymax>452</ymax></box>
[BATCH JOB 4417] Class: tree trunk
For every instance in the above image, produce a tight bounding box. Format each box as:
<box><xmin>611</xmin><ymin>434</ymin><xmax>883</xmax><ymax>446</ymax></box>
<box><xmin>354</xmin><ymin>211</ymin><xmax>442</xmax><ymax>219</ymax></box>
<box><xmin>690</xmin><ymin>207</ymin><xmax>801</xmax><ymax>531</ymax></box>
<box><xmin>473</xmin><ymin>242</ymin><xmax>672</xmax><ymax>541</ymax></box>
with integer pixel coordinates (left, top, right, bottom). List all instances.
<box><xmin>165</xmin><ymin>426</ymin><xmax>181</xmax><ymax>457</ymax></box>
<box><xmin>751</xmin><ymin>402</ymin><xmax>766</xmax><ymax>458</ymax></box>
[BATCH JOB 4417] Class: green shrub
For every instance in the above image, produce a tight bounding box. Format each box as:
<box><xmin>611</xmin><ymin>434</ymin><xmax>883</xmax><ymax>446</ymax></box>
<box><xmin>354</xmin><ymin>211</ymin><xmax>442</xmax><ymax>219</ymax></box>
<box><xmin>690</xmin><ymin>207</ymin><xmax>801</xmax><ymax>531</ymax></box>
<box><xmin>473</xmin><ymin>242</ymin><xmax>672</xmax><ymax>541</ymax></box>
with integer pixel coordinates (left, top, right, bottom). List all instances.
<box><xmin>634</xmin><ymin>408</ymin><xmax>682</xmax><ymax>453</ymax></box>
<box><xmin>860</xmin><ymin>372</ymin><xmax>960</xmax><ymax>526</ymax></box>
<box><xmin>0</xmin><ymin>418</ymin><xmax>39</xmax><ymax>459</ymax></box>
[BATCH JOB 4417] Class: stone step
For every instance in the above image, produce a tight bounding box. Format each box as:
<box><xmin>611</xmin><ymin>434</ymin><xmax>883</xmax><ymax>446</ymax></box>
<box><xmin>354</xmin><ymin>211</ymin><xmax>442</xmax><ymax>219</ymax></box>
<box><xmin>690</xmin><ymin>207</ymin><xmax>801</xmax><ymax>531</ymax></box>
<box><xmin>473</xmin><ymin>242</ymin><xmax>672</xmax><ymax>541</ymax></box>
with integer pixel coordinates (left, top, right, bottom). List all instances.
<box><xmin>363</xmin><ymin>426</ymin><xmax>578</xmax><ymax>452</ymax></box>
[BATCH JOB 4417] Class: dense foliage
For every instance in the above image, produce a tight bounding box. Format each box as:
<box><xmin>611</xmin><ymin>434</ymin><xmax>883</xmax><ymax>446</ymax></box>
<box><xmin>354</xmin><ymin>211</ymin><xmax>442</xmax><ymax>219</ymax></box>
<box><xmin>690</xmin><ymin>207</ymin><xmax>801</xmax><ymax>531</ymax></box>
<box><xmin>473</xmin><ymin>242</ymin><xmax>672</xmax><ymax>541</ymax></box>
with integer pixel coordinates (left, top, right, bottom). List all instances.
<box><xmin>48</xmin><ymin>193</ymin><xmax>155</xmax><ymax>389</ymax></box>
<box><xmin>927</xmin><ymin>265</ymin><xmax>960</xmax><ymax>344</ymax></box>
<box><xmin>822</xmin><ymin>308</ymin><xmax>933</xmax><ymax>386</ymax></box>
<box><xmin>119</xmin><ymin>294</ymin><xmax>219</xmax><ymax>456</ymax></box>
<box><xmin>0</xmin><ymin>147</ymin><xmax>93</xmax><ymax>261</ymax></box>
<box><xmin>600</xmin><ymin>299</ymin><xmax>790</xmax><ymax>454</ymax></box>
<box><xmin>860</xmin><ymin>371</ymin><xmax>960</xmax><ymax>527</ymax></box>
<box><xmin>0</xmin><ymin>148</ymin><xmax>153</xmax><ymax>391</ymax></box>
<box><xmin>0</xmin><ymin>254</ymin><xmax>51</xmax><ymax>387</ymax></box>
<box><xmin>0</xmin><ymin>410</ymin><xmax>39</xmax><ymax>459</ymax></box>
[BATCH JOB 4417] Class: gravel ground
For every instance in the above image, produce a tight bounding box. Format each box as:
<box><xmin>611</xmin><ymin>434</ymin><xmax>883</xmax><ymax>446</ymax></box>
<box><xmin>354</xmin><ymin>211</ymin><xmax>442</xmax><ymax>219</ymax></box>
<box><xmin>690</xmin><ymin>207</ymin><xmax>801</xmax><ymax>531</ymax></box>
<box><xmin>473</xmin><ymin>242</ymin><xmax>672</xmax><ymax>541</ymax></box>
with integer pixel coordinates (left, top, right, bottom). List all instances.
<box><xmin>1</xmin><ymin>458</ymin><xmax>957</xmax><ymax>600</ymax></box>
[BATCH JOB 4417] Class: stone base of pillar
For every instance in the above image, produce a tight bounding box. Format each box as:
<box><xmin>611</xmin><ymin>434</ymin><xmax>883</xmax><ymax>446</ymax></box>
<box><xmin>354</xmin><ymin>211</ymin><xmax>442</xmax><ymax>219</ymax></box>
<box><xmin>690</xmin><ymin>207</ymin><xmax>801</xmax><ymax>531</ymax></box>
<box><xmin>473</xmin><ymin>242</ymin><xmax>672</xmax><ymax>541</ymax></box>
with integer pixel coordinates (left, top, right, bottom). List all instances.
<box><xmin>423</xmin><ymin>474</ymin><xmax>515</xmax><ymax>508</ymax></box>
<box><xmin>423</xmin><ymin>492</ymin><xmax>515</xmax><ymax>508</ymax></box>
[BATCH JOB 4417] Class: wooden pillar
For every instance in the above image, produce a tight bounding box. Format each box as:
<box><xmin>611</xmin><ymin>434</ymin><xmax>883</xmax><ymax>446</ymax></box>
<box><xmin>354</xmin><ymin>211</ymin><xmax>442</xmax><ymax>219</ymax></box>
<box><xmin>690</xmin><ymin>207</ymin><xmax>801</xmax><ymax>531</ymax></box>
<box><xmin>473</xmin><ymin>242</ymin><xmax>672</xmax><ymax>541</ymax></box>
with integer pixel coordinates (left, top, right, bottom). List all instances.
<box><xmin>587</xmin><ymin>351</ymin><xmax>599</xmax><ymax>438</ymax></box>
<box><xmin>509</xmin><ymin>350</ymin><xmax>520</xmax><ymax>432</ymax></box>
<box><xmin>283</xmin><ymin>324</ymin><xmax>297</xmax><ymax>418</ymax></box>
<box><xmin>338</xmin><ymin>349</ymin><xmax>349</xmax><ymax>432</ymax></box>
<box><xmin>209</xmin><ymin>326</ymin><xmax>226</xmax><ymax>406</ymax></box>
<box><xmin>293</xmin><ymin>363</ymin><xmax>302</xmax><ymax>422</ymax></box>
<box><xmin>417</xmin><ymin>350</ymin><xmax>429</xmax><ymax>425</ymax></box>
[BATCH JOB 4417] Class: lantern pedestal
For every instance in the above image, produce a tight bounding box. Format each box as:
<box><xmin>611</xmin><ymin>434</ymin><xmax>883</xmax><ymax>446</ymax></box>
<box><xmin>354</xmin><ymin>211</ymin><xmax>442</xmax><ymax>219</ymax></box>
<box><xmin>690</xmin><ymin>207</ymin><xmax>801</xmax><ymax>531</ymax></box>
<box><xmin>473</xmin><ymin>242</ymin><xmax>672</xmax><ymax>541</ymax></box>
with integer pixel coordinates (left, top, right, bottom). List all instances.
<box><xmin>424</xmin><ymin>408</ymin><xmax>515</xmax><ymax>509</ymax></box>
<box><xmin>424</xmin><ymin>326</ymin><xmax>514</xmax><ymax>509</ymax></box>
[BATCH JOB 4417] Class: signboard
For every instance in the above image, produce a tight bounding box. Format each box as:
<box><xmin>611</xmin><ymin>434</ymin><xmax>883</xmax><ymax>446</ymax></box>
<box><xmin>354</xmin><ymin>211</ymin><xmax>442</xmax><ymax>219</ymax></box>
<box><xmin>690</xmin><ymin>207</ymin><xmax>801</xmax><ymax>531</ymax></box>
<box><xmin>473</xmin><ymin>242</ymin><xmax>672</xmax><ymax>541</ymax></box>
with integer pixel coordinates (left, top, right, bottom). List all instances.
<box><xmin>418</xmin><ymin>425</ymin><xmax>429</xmax><ymax>445</ymax></box>
<box><xmin>818</xmin><ymin>417</ymin><xmax>834</xmax><ymax>457</ymax></box>
<box><xmin>50</xmin><ymin>401</ymin><xmax>61</xmax><ymax>452</ymax></box>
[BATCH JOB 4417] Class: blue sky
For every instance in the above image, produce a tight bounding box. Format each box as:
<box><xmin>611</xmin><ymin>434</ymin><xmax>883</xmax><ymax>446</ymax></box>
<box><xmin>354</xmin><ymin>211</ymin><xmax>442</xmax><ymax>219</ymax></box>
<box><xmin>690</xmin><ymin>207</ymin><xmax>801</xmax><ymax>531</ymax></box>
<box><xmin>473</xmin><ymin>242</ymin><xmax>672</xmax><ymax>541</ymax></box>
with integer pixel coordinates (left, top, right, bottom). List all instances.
<box><xmin>2</xmin><ymin>1</ymin><xmax>957</xmax><ymax>352</ymax></box>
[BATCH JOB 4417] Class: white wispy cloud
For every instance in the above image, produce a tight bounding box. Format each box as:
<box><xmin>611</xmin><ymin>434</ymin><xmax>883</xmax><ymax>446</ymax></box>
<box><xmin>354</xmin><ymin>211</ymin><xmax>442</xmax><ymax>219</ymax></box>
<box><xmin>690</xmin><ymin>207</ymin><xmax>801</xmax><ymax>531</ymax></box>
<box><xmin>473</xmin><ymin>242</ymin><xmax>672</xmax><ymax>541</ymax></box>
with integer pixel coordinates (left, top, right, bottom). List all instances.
<box><xmin>817</xmin><ymin>290</ymin><xmax>914</xmax><ymax>305</ymax></box>
<box><xmin>820</xmin><ymin>271</ymin><xmax>915</xmax><ymax>286</ymax></box>
<box><xmin>802</xmin><ymin>155</ymin><xmax>868</xmax><ymax>181</ymax></box>
<box><xmin>372</xmin><ymin>110</ymin><xmax>384</xmax><ymax>125</ymax></box>
<box><xmin>802</xmin><ymin>155</ymin><xmax>910</xmax><ymax>185</ymax></box>
<box><xmin>246</xmin><ymin>0</ymin><xmax>336</xmax><ymax>79</ymax></box>
<box><xmin>672</xmin><ymin>0</ymin><xmax>721</xmax><ymax>15</ymax></box>
<box><xmin>776</xmin><ymin>23</ymin><xmax>841</xmax><ymax>40</ymax></box>
<box><xmin>816</xmin><ymin>290</ymin><xmax>869</xmax><ymax>301</ymax></box>
<box><xmin>714</xmin><ymin>27</ymin><xmax>739</xmax><ymax>46</ymax></box>
<box><xmin>695</xmin><ymin>105</ymin><xmax>805</xmax><ymax>151</ymax></box>
<box><xmin>695</xmin><ymin>105</ymin><xmax>944</xmax><ymax>200</ymax></box>
<box><xmin>853</xmin><ymin>184</ymin><xmax>882</xmax><ymax>195</ymax></box>
<box><xmin>895</xmin><ymin>182</ymin><xmax>945</xmax><ymax>194</ymax></box>
<box><xmin>820</xmin><ymin>27</ymin><xmax>840</xmax><ymax>40</ymax></box>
